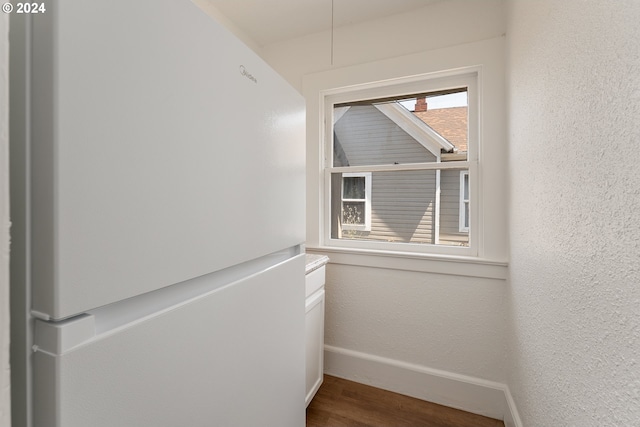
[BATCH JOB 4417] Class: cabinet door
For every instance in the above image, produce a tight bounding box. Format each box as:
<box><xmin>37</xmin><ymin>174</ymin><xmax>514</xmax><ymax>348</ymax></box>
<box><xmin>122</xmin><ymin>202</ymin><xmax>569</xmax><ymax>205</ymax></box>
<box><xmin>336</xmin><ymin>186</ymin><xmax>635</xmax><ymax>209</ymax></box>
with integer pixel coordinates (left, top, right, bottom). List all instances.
<box><xmin>305</xmin><ymin>288</ymin><xmax>325</xmax><ymax>406</ymax></box>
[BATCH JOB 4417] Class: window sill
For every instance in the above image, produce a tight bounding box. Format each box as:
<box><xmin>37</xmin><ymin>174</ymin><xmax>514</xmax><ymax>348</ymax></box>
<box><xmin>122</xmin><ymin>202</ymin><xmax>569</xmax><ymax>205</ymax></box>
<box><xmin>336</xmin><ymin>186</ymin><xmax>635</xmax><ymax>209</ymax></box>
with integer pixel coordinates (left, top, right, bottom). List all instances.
<box><xmin>305</xmin><ymin>246</ymin><xmax>508</xmax><ymax>280</ymax></box>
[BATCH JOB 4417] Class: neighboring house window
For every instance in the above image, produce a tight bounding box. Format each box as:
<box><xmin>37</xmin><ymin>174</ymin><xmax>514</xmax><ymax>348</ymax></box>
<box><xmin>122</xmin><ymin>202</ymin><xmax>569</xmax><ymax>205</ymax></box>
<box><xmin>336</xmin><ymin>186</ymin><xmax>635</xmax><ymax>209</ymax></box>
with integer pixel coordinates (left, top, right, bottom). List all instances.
<box><xmin>341</xmin><ymin>172</ymin><xmax>371</xmax><ymax>231</ymax></box>
<box><xmin>324</xmin><ymin>72</ymin><xmax>477</xmax><ymax>256</ymax></box>
<box><xmin>459</xmin><ymin>171</ymin><xmax>469</xmax><ymax>232</ymax></box>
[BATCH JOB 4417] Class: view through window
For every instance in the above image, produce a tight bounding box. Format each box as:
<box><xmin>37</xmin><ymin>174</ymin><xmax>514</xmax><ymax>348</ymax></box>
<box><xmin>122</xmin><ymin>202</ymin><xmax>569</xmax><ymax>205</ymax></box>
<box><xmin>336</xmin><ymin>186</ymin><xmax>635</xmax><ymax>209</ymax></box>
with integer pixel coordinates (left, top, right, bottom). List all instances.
<box><xmin>329</xmin><ymin>89</ymin><xmax>470</xmax><ymax>248</ymax></box>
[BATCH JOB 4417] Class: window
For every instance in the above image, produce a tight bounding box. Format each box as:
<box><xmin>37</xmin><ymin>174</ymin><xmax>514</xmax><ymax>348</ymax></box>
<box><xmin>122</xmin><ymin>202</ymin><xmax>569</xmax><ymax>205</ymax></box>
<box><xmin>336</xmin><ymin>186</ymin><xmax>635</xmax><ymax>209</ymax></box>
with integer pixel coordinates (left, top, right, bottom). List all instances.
<box><xmin>341</xmin><ymin>172</ymin><xmax>371</xmax><ymax>231</ymax></box>
<box><xmin>459</xmin><ymin>171</ymin><xmax>469</xmax><ymax>232</ymax></box>
<box><xmin>305</xmin><ymin>39</ymin><xmax>507</xmax><ymax>268</ymax></box>
<box><xmin>324</xmin><ymin>72</ymin><xmax>478</xmax><ymax>256</ymax></box>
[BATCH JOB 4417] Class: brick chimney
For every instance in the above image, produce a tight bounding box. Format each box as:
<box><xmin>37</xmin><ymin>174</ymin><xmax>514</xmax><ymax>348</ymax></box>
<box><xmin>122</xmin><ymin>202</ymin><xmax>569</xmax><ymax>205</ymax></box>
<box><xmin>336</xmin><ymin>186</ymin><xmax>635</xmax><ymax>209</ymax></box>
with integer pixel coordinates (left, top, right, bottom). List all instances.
<box><xmin>414</xmin><ymin>97</ymin><xmax>427</xmax><ymax>112</ymax></box>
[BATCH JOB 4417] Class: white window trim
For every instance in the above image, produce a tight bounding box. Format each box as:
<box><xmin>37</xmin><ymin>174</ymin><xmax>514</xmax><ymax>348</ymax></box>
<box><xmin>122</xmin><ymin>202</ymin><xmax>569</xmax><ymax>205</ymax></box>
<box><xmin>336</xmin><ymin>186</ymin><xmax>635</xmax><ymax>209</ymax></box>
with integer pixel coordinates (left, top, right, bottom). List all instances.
<box><xmin>302</xmin><ymin>37</ymin><xmax>508</xmax><ymax>273</ymax></box>
<box><xmin>459</xmin><ymin>170</ymin><xmax>470</xmax><ymax>232</ymax></box>
<box><xmin>341</xmin><ymin>172</ymin><xmax>372</xmax><ymax>231</ymax></box>
<box><xmin>323</xmin><ymin>71</ymin><xmax>479</xmax><ymax>257</ymax></box>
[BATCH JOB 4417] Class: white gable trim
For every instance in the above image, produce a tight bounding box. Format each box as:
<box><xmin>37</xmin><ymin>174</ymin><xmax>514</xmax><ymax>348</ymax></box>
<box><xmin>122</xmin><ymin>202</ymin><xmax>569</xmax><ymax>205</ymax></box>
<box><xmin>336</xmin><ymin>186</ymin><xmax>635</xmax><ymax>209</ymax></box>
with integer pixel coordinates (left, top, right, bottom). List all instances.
<box><xmin>333</xmin><ymin>106</ymin><xmax>350</xmax><ymax>124</ymax></box>
<box><xmin>374</xmin><ymin>103</ymin><xmax>455</xmax><ymax>157</ymax></box>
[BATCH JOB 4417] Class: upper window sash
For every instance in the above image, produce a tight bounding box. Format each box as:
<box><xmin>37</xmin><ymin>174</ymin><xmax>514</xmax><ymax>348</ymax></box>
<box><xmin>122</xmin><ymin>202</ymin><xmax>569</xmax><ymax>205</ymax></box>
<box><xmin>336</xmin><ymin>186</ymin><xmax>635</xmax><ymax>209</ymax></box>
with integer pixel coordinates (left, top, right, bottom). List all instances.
<box><xmin>324</xmin><ymin>72</ymin><xmax>479</xmax><ymax>163</ymax></box>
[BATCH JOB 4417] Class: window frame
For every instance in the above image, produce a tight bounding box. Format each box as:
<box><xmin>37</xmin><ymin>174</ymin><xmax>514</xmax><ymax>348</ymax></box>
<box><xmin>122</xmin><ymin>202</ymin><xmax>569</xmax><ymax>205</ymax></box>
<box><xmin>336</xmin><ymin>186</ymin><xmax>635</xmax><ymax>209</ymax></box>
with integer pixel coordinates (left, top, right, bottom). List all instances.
<box><xmin>341</xmin><ymin>172</ymin><xmax>372</xmax><ymax>232</ymax></box>
<box><xmin>322</xmin><ymin>71</ymin><xmax>479</xmax><ymax>257</ymax></box>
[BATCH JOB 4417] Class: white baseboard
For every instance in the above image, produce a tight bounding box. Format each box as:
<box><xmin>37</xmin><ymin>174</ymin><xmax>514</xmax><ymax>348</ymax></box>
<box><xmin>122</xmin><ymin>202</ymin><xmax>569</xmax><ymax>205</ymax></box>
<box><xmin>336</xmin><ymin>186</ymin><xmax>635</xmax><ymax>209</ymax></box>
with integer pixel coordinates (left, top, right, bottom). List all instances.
<box><xmin>502</xmin><ymin>383</ymin><xmax>523</xmax><ymax>427</ymax></box>
<box><xmin>323</xmin><ymin>345</ymin><xmax>522</xmax><ymax>427</ymax></box>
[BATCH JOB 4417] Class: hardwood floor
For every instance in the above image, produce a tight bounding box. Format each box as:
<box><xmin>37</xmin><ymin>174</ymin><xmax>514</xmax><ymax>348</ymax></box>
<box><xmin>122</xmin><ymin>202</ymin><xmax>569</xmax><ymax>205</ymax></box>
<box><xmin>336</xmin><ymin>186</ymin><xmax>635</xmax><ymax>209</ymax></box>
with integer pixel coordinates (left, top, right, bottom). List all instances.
<box><xmin>306</xmin><ymin>375</ymin><xmax>505</xmax><ymax>427</ymax></box>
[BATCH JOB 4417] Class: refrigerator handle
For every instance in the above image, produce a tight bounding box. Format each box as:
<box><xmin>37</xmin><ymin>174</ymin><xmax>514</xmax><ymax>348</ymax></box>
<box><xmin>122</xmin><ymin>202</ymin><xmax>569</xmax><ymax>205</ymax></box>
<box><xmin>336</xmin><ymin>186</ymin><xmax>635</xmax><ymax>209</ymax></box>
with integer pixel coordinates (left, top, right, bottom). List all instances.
<box><xmin>34</xmin><ymin>314</ymin><xmax>96</xmax><ymax>355</ymax></box>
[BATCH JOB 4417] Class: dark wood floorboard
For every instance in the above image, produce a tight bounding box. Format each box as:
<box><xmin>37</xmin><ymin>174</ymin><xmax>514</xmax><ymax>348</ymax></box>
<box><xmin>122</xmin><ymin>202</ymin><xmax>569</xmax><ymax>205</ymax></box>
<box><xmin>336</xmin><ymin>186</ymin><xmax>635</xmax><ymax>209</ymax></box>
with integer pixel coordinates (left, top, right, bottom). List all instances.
<box><xmin>306</xmin><ymin>375</ymin><xmax>505</xmax><ymax>427</ymax></box>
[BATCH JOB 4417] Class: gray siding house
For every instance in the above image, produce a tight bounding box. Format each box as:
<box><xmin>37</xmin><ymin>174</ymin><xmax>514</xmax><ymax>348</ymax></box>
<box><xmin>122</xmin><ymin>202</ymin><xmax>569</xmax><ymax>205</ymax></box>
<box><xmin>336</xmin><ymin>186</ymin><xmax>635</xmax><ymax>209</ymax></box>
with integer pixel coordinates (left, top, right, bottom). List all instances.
<box><xmin>331</xmin><ymin>102</ymin><xmax>469</xmax><ymax>246</ymax></box>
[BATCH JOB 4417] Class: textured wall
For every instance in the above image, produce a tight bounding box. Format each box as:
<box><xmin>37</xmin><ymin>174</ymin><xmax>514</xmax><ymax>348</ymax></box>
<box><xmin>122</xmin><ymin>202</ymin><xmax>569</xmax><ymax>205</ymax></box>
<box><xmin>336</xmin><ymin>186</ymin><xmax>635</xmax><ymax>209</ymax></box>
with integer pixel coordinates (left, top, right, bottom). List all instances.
<box><xmin>1</xmin><ymin>12</ymin><xmax>11</xmax><ymax>427</ymax></box>
<box><xmin>506</xmin><ymin>1</ymin><xmax>640</xmax><ymax>425</ymax></box>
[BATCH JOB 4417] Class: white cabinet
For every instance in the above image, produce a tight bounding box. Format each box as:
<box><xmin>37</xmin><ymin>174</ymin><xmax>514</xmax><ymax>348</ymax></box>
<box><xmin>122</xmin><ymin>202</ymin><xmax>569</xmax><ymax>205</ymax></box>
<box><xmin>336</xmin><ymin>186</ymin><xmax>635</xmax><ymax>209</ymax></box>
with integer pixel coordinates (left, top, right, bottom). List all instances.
<box><xmin>305</xmin><ymin>286</ymin><xmax>324</xmax><ymax>406</ymax></box>
<box><xmin>305</xmin><ymin>255</ymin><xmax>328</xmax><ymax>407</ymax></box>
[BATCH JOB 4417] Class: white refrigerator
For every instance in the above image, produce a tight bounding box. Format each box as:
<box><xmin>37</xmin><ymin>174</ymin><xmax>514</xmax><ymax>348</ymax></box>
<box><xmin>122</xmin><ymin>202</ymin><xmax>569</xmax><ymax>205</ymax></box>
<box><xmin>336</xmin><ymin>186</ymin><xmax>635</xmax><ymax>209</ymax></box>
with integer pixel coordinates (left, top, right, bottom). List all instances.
<box><xmin>9</xmin><ymin>1</ymin><xmax>306</xmax><ymax>426</ymax></box>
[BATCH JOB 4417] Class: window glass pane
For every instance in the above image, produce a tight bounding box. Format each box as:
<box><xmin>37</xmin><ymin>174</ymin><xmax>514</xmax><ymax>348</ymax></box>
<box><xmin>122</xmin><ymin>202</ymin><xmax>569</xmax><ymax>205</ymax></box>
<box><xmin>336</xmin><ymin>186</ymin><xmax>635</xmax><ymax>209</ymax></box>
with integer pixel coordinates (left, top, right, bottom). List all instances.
<box><xmin>333</xmin><ymin>90</ymin><xmax>468</xmax><ymax>168</ymax></box>
<box><xmin>328</xmin><ymin>83</ymin><xmax>473</xmax><ymax>249</ymax></box>
<box><xmin>332</xmin><ymin>170</ymin><xmax>439</xmax><ymax>244</ymax></box>
<box><xmin>440</xmin><ymin>169</ymin><xmax>469</xmax><ymax>246</ymax></box>
<box><xmin>331</xmin><ymin>169</ymin><xmax>469</xmax><ymax>246</ymax></box>
<box><xmin>342</xmin><ymin>202</ymin><xmax>365</xmax><ymax>226</ymax></box>
<box><xmin>331</xmin><ymin>170</ymin><xmax>471</xmax><ymax>247</ymax></box>
<box><xmin>463</xmin><ymin>173</ymin><xmax>469</xmax><ymax>200</ymax></box>
<box><xmin>333</xmin><ymin>103</ymin><xmax>438</xmax><ymax>167</ymax></box>
<box><xmin>343</xmin><ymin>176</ymin><xmax>365</xmax><ymax>199</ymax></box>
<box><xmin>464</xmin><ymin>203</ymin><xmax>470</xmax><ymax>229</ymax></box>
<box><xmin>413</xmin><ymin>92</ymin><xmax>468</xmax><ymax>163</ymax></box>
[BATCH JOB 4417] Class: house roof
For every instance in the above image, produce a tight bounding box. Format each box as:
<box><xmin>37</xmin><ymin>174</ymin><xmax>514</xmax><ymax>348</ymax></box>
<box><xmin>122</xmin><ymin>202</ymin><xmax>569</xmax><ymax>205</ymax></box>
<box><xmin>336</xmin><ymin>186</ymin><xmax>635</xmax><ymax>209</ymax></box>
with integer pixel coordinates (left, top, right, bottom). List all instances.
<box><xmin>373</xmin><ymin>103</ymin><xmax>455</xmax><ymax>157</ymax></box>
<box><xmin>413</xmin><ymin>106</ymin><xmax>468</xmax><ymax>153</ymax></box>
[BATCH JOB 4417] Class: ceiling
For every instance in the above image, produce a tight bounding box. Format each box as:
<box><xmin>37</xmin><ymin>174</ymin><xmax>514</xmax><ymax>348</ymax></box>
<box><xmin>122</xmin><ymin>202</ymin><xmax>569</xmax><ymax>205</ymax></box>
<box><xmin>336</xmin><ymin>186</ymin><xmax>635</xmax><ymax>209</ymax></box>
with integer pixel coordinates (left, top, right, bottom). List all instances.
<box><xmin>202</xmin><ymin>0</ymin><xmax>441</xmax><ymax>46</ymax></box>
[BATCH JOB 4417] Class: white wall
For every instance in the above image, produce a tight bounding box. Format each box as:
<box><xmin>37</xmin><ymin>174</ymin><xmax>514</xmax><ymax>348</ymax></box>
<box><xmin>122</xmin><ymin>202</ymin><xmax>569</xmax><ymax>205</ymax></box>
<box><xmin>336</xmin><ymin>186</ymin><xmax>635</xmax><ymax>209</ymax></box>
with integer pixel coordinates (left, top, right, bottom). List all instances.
<box><xmin>261</xmin><ymin>0</ymin><xmax>505</xmax><ymax>93</ymax></box>
<box><xmin>1</xmin><ymin>12</ymin><xmax>11</xmax><ymax>427</ymax></box>
<box><xmin>260</xmin><ymin>0</ymin><xmax>510</xmax><ymax>405</ymax></box>
<box><xmin>325</xmin><ymin>264</ymin><xmax>507</xmax><ymax>381</ymax></box>
<box><xmin>191</xmin><ymin>0</ymin><xmax>262</xmax><ymax>54</ymax></box>
<box><xmin>506</xmin><ymin>1</ymin><xmax>640</xmax><ymax>425</ymax></box>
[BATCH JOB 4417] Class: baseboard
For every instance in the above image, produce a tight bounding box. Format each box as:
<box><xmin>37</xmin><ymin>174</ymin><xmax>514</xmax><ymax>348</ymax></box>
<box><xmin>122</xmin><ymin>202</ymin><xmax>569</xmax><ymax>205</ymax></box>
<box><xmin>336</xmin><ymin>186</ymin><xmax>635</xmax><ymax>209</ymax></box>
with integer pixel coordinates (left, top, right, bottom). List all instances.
<box><xmin>502</xmin><ymin>384</ymin><xmax>523</xmax><ymax>427</ymax></box>
<box><xmin>324</xmin><ymin>345</ymin><xmax>522</xmax><ymax>427</ymax></box>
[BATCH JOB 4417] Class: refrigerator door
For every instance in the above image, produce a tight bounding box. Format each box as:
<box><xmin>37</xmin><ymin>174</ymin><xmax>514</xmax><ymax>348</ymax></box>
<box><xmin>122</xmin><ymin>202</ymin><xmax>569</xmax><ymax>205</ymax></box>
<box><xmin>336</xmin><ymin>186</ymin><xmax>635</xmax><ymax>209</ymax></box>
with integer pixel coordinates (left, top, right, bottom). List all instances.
<box><xmin>33</xmin><ymin>254</ymin><xmax>306</xmax><ymax>427</ymax></box>
<box><xmin>28</xmin><ymin>0</ymin><xmax>305</xmax><ymax>320</ymax></box>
